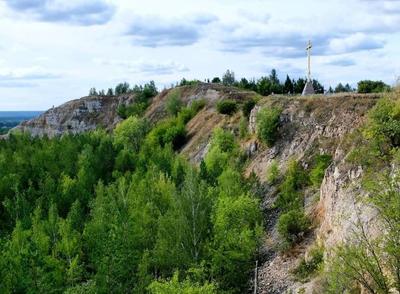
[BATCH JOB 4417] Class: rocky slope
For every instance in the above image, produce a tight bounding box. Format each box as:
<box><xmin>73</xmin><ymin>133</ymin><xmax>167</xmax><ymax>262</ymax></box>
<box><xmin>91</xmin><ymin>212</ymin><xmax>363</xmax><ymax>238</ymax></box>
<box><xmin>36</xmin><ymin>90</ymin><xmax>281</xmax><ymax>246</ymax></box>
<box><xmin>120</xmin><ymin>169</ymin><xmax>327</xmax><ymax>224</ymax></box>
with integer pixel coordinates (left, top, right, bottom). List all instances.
<box><xmin>11</xmin><ymin>94</ymin><xmax>134</xmax><ymax>137</ymax></box>
<box><xmin>9</xmin><ymin>84</ymin><xmax>384</xmax><ymax>293</ymax></box>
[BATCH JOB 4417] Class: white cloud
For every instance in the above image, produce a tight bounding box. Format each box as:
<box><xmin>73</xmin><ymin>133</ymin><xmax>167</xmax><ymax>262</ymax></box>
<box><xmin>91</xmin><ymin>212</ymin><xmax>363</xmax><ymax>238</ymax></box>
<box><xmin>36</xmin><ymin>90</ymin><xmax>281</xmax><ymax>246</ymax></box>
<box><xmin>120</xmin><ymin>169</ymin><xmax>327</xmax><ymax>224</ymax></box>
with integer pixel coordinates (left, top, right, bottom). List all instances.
<box><xmin>0</xmin><ymin>0</ymin><xmax>399</xmax><ymax>110</ymax></box>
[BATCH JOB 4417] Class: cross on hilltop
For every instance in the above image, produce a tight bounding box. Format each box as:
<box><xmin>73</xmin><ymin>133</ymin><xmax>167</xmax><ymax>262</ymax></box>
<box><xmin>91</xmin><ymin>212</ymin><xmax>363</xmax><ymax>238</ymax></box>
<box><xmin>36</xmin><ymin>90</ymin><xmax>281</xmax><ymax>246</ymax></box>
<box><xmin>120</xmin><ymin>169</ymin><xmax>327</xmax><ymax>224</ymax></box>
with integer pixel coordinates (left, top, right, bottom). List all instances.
<box><xmin>302</xmin><ymin>40</ymin><xmax>315</xmax><ymax>95</ymax></box>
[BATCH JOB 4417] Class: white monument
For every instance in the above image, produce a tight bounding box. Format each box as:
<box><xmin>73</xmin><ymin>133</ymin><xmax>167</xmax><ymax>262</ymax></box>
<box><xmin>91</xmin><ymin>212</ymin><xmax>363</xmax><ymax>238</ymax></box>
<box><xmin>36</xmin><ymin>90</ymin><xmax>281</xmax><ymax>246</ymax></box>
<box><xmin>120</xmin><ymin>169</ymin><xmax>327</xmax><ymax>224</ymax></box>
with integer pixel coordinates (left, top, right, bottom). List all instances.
<box><xmin>302</xmin><ymin>40</ymin><xmax>315</xmax><ymax>95</ymax></box>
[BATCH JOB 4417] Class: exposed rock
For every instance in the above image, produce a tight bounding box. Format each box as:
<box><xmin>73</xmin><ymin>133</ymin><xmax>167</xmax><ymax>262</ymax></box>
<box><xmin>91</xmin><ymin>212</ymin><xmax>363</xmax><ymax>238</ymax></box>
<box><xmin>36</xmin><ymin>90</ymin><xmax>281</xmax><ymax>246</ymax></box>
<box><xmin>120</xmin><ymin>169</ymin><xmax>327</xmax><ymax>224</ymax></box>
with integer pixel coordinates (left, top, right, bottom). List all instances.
<box><xmin>13</xmin><ymin>95</ymin><xmax>134</xmax><ymax>137</ymax></box>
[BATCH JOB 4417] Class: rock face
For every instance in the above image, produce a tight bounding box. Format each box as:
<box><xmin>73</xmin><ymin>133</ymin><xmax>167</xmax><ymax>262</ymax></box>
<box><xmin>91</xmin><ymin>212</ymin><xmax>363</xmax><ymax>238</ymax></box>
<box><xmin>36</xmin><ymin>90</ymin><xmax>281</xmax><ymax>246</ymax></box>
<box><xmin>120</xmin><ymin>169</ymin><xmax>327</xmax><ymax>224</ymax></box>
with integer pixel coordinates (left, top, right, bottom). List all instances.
<box><xmin>243</xmin><ymin>94</ymin><xmax>382</xmax><ymax>293</ymax></box>
<box><xmin>13</xmin><ymin>95</ymin><xmax>134</xmax><ymax>137</ymax></box>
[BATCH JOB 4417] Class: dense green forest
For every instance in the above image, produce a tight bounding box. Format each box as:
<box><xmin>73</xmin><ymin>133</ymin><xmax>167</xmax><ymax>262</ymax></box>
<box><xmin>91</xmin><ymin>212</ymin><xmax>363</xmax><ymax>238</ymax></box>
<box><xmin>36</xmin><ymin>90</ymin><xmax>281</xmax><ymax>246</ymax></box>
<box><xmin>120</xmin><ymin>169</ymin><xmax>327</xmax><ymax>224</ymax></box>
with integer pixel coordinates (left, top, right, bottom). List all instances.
<box><xmin>0</xmin><ymin>100</ymin><xmax>263</xmax><ymax>293</ymax></box>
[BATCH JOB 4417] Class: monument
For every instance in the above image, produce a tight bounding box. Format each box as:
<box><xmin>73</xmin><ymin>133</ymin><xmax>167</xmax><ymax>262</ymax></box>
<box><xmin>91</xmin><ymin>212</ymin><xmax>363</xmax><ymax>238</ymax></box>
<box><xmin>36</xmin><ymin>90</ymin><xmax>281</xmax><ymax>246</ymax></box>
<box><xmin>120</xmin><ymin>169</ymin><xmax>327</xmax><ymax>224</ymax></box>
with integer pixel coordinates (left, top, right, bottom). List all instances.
<box><xmin>302</xmin><ymin>40</ymin><xmax>315</xmax><ymax>95</ymax></box>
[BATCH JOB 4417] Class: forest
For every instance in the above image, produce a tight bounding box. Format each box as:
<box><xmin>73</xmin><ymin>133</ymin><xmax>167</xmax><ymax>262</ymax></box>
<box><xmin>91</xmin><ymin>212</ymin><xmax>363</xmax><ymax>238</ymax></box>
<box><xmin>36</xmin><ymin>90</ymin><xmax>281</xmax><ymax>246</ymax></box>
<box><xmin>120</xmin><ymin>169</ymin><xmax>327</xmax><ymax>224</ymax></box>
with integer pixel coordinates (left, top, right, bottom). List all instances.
<box><xmin>0</xmin><ymin>95</ymin><xmax>263</xmax><ymax>293</ymax></box>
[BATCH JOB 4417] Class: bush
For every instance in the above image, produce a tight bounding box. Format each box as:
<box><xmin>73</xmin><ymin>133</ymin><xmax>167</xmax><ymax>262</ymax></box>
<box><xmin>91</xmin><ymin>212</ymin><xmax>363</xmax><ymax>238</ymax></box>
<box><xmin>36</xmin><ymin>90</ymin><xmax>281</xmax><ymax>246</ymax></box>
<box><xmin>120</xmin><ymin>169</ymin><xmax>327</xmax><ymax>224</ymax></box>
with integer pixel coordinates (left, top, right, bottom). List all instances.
<box><xmin>275</xmin><ymin>160</ymin><xmax>308</xmax><ymax>211</ymax></box>
<box><xmin>113</xmin><ymin>116</ymin><xmax>149</xmax><ymax>152</ymax></box>
<box><xmin>216</xmin><ymin>100</ymin><xmax>238</xmax><ymax>115</ymax></box>
<box><xmin>266</xmin><ymin>160</ymin><xmax>279</xmax><ymax>184</ymax></box>
<box><xmin>190</xmin><ymin>99</ymin><xmax>206</xmax><ymax>113</ymax></box>
<box><xmin>256</xmin><ymin>107</ymin><xmax>281</xmax><ymax>147</ymax></box>
<box><xmin>210</xmin><ymin>128</ymin><xmax>235</xmax><ymax>153</ymax></box>
<box><xmin>309</xmin><ymin>154</ymin><xmax>332</xmax><ymax>187</ymax></box>
<box><xmin>293</xmin><ymin>246</ymin><xmax>324</xmax><ymax>282</ymax></box>
<box><xmin>147</xmin><ymin>119</ymin><xmax>187</xmax><ymax>150</ymax></box>
<box><xmin>166</xmin><ymin>90</ymin><xmax>183</xmax><ymax>116</ymax></box>
<box><xmin>367</xmin><ymin>97</ymin><xmax>400</xmax><ymax>146</ymax></box>
<box><xmin>242</xmin><ymin>99</ymin><xmax>256</xmax><ymax>118</ymax></box>
<box><xmin>239</xmin><ymin>117</ymin><xmax>248</xmax><ymax>139</ymax></box>
<box><xmin>358</xmin><ymin>80</ymin><xmax>390</xmax><ymax>93</ymax></box>
<box><xmin>277</xmin><ymin>209</ymin><xmax>310</xmax><ymax>244</ymax></box>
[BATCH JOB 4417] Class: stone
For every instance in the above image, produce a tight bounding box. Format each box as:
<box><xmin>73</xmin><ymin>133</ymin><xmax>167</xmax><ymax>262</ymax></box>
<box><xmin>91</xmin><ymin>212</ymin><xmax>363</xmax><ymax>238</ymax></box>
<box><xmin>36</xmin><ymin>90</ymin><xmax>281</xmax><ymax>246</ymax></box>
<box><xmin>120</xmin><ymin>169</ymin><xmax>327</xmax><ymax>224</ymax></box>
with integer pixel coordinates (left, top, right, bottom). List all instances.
<box><xmin>302</xmin><ymin>80</ymin><xmax>315</xmax><ymax>95</ymax></box>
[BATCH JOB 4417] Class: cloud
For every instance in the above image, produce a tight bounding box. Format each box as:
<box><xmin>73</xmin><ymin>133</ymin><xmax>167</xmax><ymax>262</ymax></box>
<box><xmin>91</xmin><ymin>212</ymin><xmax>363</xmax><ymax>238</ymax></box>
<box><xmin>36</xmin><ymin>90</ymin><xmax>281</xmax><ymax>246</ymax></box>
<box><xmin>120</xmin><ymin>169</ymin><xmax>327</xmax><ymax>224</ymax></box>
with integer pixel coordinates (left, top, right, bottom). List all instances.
<box><xmin>327</xmin><ymin>33</ymin><xmax>384</xmax><ymax>54</ymax></box>
<box><xmin>0</xmin><ymin>81</ymin><xmax>38</xmax><ymax>88</ymax></box>
<box><xmin>0</xmin><ymin>66</ymin><xmax>61</xmax><ymax>81</ymax></box>
<box><xmin>125</xmin><ymin>14</ymin><xmax>217</xmax><ymax>47</ymax></box>
<box><xmin>4</xmin><ymin>0</ymin><xmax>115</xmax><ymax>25</ymax></box>
<box><xmin>325</xmin><ymin>57</ymin><xmax>356</xmax><ymax>67</ymax></box>
<box><xmin>95</xmin><ymin>59</ymin><xmax>189</xmax><ymax>75</ymax></box>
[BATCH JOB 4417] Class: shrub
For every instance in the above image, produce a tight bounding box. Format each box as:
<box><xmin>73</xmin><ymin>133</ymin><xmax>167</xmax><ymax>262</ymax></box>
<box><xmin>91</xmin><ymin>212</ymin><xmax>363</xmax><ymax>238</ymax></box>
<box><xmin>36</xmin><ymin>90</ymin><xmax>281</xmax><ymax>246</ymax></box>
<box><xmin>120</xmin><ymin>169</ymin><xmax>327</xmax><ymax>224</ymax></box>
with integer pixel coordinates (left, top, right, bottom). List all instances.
<box><xmin>309</xmin><ymin>154</ymin><xmax>332</xmax><ymax>187</ymax></box>
<box><xmin>277</xmin><ymin>209</ymin><xmax>310</xmax><ymax>244</ymax></box>
<box><xmin>357</xmin><ymin>80</ymin><xmax>390</xmax><ymax>93</ymax></box>
<box><xmin>275</xmin><ymin>160</ymin><xmax>308</xmax><ymax>211</ymax></box>
<box><xmin>210</xmin><ymin>128</ymin><xmax>235</xmax><ymax>153</ymax></box>
<box><xmin>113</xmin><ymin>116</ymin><xmax>149</xmax><ymax>152</ymax></box>
<box><xmin>293</xmin><ymin>246</ymin><xmax>324</xmax><ymax>281</ymax></box>
<box><xmin>216</xmin><ymin>100</ymin><xmax>237</xmax><ymax>115</ymax></box>
<box><xmin>256</xmin><ymin>107</ymin><xmax>281</xmax><ymax>147</ymax></box>
<box><xmin>242</xmin><ymin>99</ymin><xmax>256</xmax><ymax>119</ymax></box>
<box><xmin>239</xmin><ymin>117</ymin><xmax>248</xmax><ymax>139</ymax></box>
<box><xmin>147</xmin><ymin>118</ymin><xmax>187</xmax><ymax>150</ymax></box>
<box><xmin>266</xmin><ymin>160</ymin><xmax>279</xmax><ymax>184</ymax></box>
<box><xmin>190</xmin><ymin>99</ymin><xmax>206</xmax><ymax>113</ymax></box>
<box><xmin>166</xmin><ymin>90</ymin><xmax>183</xmax><ymax>116</ymax></box>
<box><xmin>367</xmin><ymin>97</ymin><xmax>400</xmax><ymax>146</ymax></box>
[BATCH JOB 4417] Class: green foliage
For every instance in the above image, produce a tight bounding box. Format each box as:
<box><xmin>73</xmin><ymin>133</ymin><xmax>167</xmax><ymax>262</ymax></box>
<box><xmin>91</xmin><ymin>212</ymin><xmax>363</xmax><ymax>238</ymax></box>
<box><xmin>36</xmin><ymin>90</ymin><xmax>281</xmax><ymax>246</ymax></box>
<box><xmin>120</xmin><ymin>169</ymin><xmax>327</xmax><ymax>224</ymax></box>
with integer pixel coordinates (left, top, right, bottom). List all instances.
<box><xmin>275</xmin><ymin>160</ymin><xmax>308</xmax><ymax>211</ymax></box>
<box><xmin>277</xmin><ymin>209</ymin><xmax>310</xmax><ymax>245</ymax></box>
<box><xmin>239</xmin><ymin>116</ymin><xmax>248</xmax><ymax>139</ymax></box>
<box><xmin>148</xmin><ymin>272</ymin><xmax>217</xmax><ymax>294</ymax></box>
<box><xmin>325</xmin><ymin>170</ymin><xmax>400</xmax><ymax>293</ymax></box>
<box><xmin>147</xmin><ymin>118</ymin><xmax>187</xmax><ymax>150</ymax></box>
<box><xmin>358</xmin><ymin>80</ymin><xmax>390</xmax><ymax>93</ymax></box>
<box><xmin>166</xmin><ymin>89</ymin><xmax>183</xmax><ymax>116</ymax></box>
<box><xmin>256</xmin><ymin>107</ymin><xmax>282</xmax><ymax>147</ymax></box>
<box><xmin>366</xmin><ymin>97</ymin><xmax>400</xmax><ymax>146</ymax></box>
<box><xmin>113</xmin><ymin>116</ymin><xmax>149</xmax><ymax>152</ymax></box>
<box><xmin>0</xmin><ymin>103</ymin><xmax>262</xmax><ymax>293</ymax></box>
<box><xmin>242</xmin><ymin>99</ymin><xmax>256</xmax><ymax>118</ymax></box>
<box><xmin>211</xmin><ymin>194</ymin><xmax>262</xmax><ymax>292</ymax></box>
<box><xmin>293</xmin><ymin>246</ymin><xmax>324</xmax><ymax>282</ymax></box>
<box><xmin>266</xmin><ymin>160</ymin><xmax>279</xmax><ymax>185</ymax></box>
<box><xmin>222</xmin><ymin>70</ymin><xmax>235</xmax><ymax>86</ymax></box>
<box><xmin>216</xmin><ymin>99</ymin><xmax>238</xmax><ymax>115</ymax></box>
<box><xmin>309</xmin><ymin>154</ymin><xmax>332</xmax><ymax>187</ymax></box>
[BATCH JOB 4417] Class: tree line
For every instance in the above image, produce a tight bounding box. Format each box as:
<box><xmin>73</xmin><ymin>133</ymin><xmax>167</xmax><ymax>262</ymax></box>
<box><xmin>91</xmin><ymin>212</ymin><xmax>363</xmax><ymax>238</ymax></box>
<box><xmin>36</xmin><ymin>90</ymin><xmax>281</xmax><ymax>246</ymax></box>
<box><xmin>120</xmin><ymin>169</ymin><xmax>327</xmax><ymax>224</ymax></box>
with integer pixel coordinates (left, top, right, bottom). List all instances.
<box><xmin>0</xmin><ymin>93</ymin><xmax>263</xmax><ymax>293</ymax></box>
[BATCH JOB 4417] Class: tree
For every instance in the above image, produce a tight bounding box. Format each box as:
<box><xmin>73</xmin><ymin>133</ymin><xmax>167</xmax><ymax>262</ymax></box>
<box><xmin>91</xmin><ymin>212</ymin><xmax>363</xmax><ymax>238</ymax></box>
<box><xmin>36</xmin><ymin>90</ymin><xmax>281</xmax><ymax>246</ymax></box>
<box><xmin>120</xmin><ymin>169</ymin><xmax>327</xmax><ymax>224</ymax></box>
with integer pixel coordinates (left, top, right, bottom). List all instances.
<box><xmin>89</xmin><ymin>88</ymin><xmax>98</xmax><ymax>96</ymax></box>
<box><xmin>148</xmin><ymin>272</ymin><xmax>217</xmax><ymax>294</ymax></box>
<box><xmin>106</xmin><ymin>88</ymin><xmax>114</xmax><ymax>96</ymax></box>
<box><xmin>312</xmin><ymin>79</ymin><xmax>324</xmax><ymax>94</ymax></box>
<box><xmin>294</xmin><ymin>78</ymin><xmax>306</xmax><ymax>94</ymax></box>
<box><xmin>358</xmin><ymin>80</ymin><xmax>390</xmax><ymax>93</ymax></box>
<box><xmin>211</xmin><ymin>77</ymin><xmax>221</xmax><ymax>83</ymax></box>
<box><xmin>211</xmin><ymin>194</ymin><xmax>262</xmax><ymax>292</ymax></box>
<box><xmin>222</xmin><ymin>70</ymin><xmax>235</xmax><ymax>86</ymax></box>
<box><xmin>256</xmin><ymin>107</ymin><xmax>282</xmax><ymax>146</ymax></box>
<box><xmin>113</xmin><ymin>116</ymin><xmax>149</xmax><ymax>152</ymax></box>
<box><xmin>115</xmin><ymin>82</ymin><xmax>130</xmax><ymax>95</ymax></box>
<box><xmin>334</xmin><ymin>83</ymin><xmax>346</xmax><ymax>93</ymax></box>
<box><xmin>284</xmin><ymin>75</ymin><xmax>294</xmax><ymax>94</ymax></box>
<box><xmin>166</xmin><ymin>90</ymin><xmax>183</xmax><ymax>116</ymax></box>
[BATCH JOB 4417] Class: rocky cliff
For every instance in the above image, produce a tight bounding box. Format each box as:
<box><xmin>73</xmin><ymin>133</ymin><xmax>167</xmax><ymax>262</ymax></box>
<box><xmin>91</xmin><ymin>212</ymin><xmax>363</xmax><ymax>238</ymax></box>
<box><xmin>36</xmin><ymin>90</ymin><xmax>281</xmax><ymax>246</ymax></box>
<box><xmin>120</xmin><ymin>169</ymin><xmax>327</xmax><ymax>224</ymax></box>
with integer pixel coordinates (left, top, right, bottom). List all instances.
<box><xmin>10</xmin><ymin>84</ymin><xmax>385</xmax><ymax>293</ymax></box>
<box><xmin>12</xmin><ymin>94</ymin><xmax>134</xmax><ymax>137</ymax></box>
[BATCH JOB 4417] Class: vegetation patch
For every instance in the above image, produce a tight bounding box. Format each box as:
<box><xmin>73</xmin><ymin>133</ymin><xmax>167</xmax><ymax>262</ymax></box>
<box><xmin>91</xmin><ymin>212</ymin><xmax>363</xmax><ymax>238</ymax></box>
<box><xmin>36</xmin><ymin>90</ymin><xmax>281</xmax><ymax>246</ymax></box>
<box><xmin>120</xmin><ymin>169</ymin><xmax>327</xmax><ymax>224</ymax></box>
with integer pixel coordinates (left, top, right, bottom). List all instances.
<box><xmin>293</xmin><ymin>245</ymin><xmax>324</xmax><ymax>282</ymax></box>
<box><xmin>216</xmin><ymin>99</ymin><xmax>238</xmax><ymax>115</ymax></box>
<box><xmin>309</xmin><ymin>154</ymin><xmax>332</xmax><ymax>187</ymax></box>
<box><xmin>256</xmin><ymin>107</ymin><xmax>282</xmax><ymax>147</ymax></box>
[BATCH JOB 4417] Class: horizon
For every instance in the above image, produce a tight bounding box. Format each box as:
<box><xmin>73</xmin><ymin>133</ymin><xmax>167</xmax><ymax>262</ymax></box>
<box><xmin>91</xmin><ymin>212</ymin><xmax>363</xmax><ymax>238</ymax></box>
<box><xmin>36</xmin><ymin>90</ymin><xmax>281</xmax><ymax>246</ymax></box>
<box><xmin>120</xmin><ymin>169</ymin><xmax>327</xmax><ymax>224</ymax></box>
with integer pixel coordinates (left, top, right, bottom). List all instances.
<box><xmin>0</xmin><ymin>0</ymin><xmax>399</xmax><ymax>110</ymax></box>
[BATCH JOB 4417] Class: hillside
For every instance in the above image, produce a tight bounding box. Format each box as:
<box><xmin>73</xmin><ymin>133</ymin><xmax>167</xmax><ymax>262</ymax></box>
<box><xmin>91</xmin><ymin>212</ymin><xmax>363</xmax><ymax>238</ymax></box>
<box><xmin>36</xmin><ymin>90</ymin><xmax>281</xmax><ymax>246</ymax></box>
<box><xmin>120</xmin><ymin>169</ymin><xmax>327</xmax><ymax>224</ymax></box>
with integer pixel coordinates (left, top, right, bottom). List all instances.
<box><xmin>4</xmin><ymin>83</ymin><xmax>397</xmax><ymax>293</ymax></box>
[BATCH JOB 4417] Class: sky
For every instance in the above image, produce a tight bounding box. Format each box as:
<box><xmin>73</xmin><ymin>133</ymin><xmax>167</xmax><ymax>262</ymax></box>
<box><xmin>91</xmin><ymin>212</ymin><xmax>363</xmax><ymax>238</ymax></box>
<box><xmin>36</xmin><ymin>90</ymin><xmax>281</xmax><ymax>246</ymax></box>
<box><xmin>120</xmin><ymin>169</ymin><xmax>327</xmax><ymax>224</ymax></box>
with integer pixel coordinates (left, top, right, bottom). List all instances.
<box><xmin>0</xmin><ymin>0</ymin><xmax>399</xmax><ymax>110</ymax></box>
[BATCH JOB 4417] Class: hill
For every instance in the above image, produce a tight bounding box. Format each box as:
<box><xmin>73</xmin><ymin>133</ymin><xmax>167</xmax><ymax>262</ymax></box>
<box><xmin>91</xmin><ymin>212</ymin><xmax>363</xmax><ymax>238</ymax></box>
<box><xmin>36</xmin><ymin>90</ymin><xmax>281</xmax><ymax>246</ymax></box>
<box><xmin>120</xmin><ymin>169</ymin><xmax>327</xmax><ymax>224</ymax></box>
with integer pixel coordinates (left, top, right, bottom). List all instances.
<box><xmin>4</xmin><ymin>83</ymin><xmax>399</xmax><ymax>293</ymax></box>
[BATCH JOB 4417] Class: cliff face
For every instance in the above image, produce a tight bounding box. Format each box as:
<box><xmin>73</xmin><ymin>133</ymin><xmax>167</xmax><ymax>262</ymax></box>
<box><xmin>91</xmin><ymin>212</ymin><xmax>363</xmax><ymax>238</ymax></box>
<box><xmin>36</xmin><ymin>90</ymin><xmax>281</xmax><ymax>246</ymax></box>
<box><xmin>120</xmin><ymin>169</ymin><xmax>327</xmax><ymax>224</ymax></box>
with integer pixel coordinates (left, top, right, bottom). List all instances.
<box><xmin>243</xmin><ymin>94</ymin><xmax>381</xmax><ymax>293</ymax></box>
<box><xmin>13</xmin><ymin>94</ymin><xmax>134</xmax><ymax>137</ymax></box>
<box><xmin>11</xmin><ymin>85</ymin><xmax>385</xmax><ymax>293</ymax></box>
